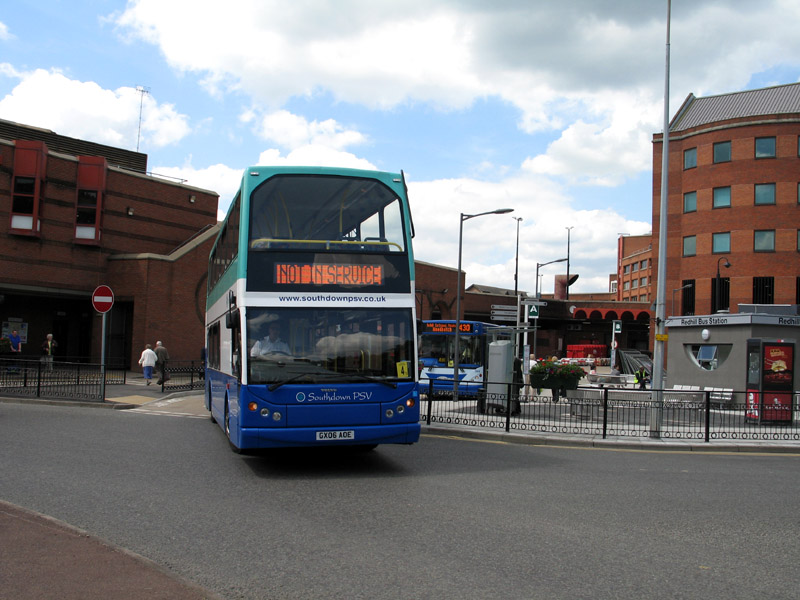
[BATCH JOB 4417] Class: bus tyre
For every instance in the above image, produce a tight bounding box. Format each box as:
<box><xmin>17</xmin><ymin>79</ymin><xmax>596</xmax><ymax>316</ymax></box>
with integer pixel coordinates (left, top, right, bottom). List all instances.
<box><xmin>224</xmin><ymin>400</ymin><xmax>243</xmax><ymax>454</ymax></box>
<box><xmin>206</xmin><ymin>383</ymin><xmax>215</xmax><ymax>422</ymax></box>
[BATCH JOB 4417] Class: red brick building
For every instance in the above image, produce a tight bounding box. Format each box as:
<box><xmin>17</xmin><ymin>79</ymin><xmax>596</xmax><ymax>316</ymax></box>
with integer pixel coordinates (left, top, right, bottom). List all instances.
<box><xmin>616</xmin><ymin>234</ymin><xmax>653</xmax><ymax>304</ymax></box>
<box><xmin>653</xmin><ymin>83</ymin><xmax>800</xmax><ymax>317</ymax></box>
<box><xmin>0</xmin><ymin>119</ymin><xmax>218</xmax><ymax>368</ymax></box>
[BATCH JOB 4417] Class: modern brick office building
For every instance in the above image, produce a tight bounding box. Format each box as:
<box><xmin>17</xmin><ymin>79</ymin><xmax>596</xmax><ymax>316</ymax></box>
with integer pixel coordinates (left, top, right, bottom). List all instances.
<box><xmin>652</xmin><ymin>83</ymin><xmax>800</xmax><ymax>317</ymax></box>
<box><xmin>0</xmin><ymin>119</ymin><xmax>219</xmax><ymax>368</ymax></box>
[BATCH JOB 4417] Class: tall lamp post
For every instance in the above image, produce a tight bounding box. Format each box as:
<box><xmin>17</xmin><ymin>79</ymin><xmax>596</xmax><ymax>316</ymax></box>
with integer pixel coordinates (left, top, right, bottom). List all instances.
<box><xmin>453</xmin><ymin>208</ymin><xmax>514</xmax><ymax>398</ymax></box>
<box><xmin>671</xmin><ymin>282</ymin><xmax>693</xmax><ymax>317</ymax></box>
<box><xmin>565</xmin><ymin>226</ymin><xmax>574</xmax><ymax>300</ymax></box>
<box><xmin>512</xmin><ymin>216</ymin><xmax>523</xmax><ymax>357</ymax></box>
<box><xmin>715</xmin><ymin>257</ymin><xmax>731</xmax><ymax>313</ymax></box>
<box><xmin>533</xmin><ymin>257</ymin><xmax>568</xmax><ymax>360</ymax></box>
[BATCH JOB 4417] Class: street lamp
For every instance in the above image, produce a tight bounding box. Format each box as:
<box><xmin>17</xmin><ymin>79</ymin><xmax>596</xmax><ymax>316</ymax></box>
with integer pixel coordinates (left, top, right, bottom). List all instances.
<box><xmin>565</xmin><ymin>226</ymin><xmax>574</xmax><ymax>300</ymax></box>
<box><xmin>671</xmin><ymin>282</ymin><xmax>693</xmax><ymax>317</ymax></box>
<box><xmin>533</xmin><ymin>257</ymin><xmax>568</xmax><ymax>360</ymax></box>
<box><xmin>715</xmin><ymin>257</ymin><xmax>732</xmax><ymax>313</ymax></box>
<box><xmin>512</xmin><ymin>217</ymin><xmax>523</xmax><ymax>358</ymax></box>
<box><xmin>454</xmin><ymin>208</ymin><xmax>514</xmax><ymax>397</ymax></box>
<box><xmin>512</xmin><ymin>217</ymin><xmax>523</xmax><ymax>296</ymax></box>
<box><xmin>535</xmin><ymin>257</ymin><xmax>568</xmax><ymax>298</ymax></box>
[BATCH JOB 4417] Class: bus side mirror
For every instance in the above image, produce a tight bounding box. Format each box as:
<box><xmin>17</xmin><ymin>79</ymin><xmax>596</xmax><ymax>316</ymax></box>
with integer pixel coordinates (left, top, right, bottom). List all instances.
<box><xmin>226</xmin><ymin>308</ymin><xmax>240</xmax><ymax>329</ymax></box>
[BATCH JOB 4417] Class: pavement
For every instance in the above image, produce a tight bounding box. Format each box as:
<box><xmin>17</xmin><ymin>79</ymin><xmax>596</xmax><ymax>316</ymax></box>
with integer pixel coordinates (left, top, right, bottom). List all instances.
<box><xmin>2</xmin><ymin>370</ymin><xmax>799</xmax><ymax>599</ymax></box>
<box><xmin>1</xmin><ymin>374</ymin><xmax>222</xmax><ymax>599</ymax></box>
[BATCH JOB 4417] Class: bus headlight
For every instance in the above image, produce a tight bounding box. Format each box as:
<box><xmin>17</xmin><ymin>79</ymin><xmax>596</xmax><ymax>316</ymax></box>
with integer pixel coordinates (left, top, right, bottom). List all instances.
<box><xmin>260</xmin><ymin>408</ymin><xmax>270</xmax><ymax>417</ymax></box>
<box><xmin>248</xmin><ymin>402</ymin><xmax>258</xmax><ymax>412</ymax></box>
<box><xmin>272</xmin><ymin>412</ymin><xmax>282</xmax><ymax>421</ymax></box>
<box><xmin>406</xmin><ymin>398</ymin><xmax>416</xmax><ymax>408</ymax></box>
<box><xmin>396</xmin><ymin>404</ymin><xmax>405</xmax><ymax>414</ymax></box>
<box><xmin>385</xmin><ymin>409</ymin><xmax>394</xmax><ymax>419</ymax></box>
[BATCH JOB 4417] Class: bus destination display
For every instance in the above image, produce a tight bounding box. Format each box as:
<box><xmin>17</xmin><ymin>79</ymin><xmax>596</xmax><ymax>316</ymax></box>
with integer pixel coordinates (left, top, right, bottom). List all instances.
<box><xmin>275</xmin><ymin>262</ymin><xmax>384</xmax><ymax>286</ymax></box>
<box><xmin>422</xmin><ymin>322</ymin><xmax>474</xmax><ymax>334</ymax></box>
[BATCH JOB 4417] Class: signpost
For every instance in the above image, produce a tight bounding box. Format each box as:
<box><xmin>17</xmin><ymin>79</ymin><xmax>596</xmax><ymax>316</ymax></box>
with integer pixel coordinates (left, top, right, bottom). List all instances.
<box><xmin>92</xmin><ymin>285</ymin><xmax>114</xmax><ymax>401</ymax></box>
<box><xmin>490</xmin><ymin>304</ymin><xmax>517</xmax><ymax>323</ymax></box>
<box><xmin>520</xmin><ymin>299</ymin><xmax>547</xmax><ymax>360</ymax></box>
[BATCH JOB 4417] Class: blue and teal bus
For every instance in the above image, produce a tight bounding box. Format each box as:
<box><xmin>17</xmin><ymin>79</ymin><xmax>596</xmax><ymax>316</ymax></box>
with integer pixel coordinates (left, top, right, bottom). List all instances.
<box><xmin>418</xmin><ymin>320</ymin><xmax>508</xmax><ymax>401</ymax></box>
<box><xmin>205</xmin><ymin>166</ymin><xmax>420</xmax><ymax>452</ymax></box>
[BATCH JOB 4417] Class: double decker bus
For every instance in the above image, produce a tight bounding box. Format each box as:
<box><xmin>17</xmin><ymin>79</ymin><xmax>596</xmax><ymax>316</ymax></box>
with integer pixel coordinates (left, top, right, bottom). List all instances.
<box><xmin>418</xmin><ymin>320</ymin><xmax>508</xmax><ymax>400</ymax></box>
<box><xmin>205</xmin><ymin>166</ymin><xmax>420</xmax><ymax>452</ymax></box>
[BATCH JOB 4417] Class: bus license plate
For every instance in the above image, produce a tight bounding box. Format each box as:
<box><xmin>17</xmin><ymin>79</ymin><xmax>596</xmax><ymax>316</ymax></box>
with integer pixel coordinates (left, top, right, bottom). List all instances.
<box><xmin>316</xmin><ymin>430</ymin><xmax>355</xmax><ymax>441</ymax></box>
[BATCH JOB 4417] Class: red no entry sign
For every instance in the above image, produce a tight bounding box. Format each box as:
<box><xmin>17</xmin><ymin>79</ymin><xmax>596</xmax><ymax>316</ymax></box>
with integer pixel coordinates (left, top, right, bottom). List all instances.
<box><xmin>92</xmin><ymin>285</ymin><xmax>114</xmax><ymax>313</ymax></box>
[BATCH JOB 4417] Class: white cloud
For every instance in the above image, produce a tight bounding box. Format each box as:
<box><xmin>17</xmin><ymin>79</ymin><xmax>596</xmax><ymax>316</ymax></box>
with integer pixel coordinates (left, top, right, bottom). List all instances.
<box><xmin>0</xmin><ymin>68</ymin><xmax>190</xmax><ymax>150</ymax></box>
<box><xmin>0</xmin><ymin>21</ymin><xmax>12</xmax><ymax>41</ymax></box>
<box><xmin>111</xmin><ymin>0</ymin><xmax>800</xmax><ymax>191</ymax></box>
<box><xmin>406</xmin><ymin>173</ymin><xmax>649</xmax><ymax>293</ymax></box>
<box><xmin>248</xmin><ymin>109</ymin><xmax>367</xmax><ymax>151</ymax></box>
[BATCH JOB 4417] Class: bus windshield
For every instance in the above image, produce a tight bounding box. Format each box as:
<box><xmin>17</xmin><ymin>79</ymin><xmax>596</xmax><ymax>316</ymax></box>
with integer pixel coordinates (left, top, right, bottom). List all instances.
<box><xmin>419</xmin><ymin>333</ymin><xmax>485</xmax><ymax>367</ymax></box>
<box><xmin>249</xmin><ymin>174</ymin><xmax>406</xmax><ymax>252</ymax></box>
<box><xmin>246</xmin><ymin>307</ymin><xmax>414</xmax><ymax>385</ymax></box>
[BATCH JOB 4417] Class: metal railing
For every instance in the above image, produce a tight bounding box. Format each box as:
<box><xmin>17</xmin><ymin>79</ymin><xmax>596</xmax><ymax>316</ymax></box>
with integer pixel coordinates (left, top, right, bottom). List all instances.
<box><xmin>420</xmin><ymin>378</ymin><xmax>800</xmax><ymax>443</ymax></box>
<box><xmin>160</xmin><ymin>360</ymin><xmax>205</xmax><ymax>392</ymax></box>
<box><xmin>0</xmin><ymin>358</ymin><xmax>126</xmax><ymax>402</ymax></box>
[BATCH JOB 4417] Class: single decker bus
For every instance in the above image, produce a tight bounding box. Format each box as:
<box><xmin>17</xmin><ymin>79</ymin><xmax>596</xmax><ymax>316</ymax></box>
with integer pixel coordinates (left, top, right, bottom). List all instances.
<box><xmin>205</xmin><ymin>166</ymin><xmax>420</xmax><ymax>452</ymax></box>
<box><xmin>418</xmin><ymin>320</ymin><xmax>508</xmax><ymax>400</ymax></box>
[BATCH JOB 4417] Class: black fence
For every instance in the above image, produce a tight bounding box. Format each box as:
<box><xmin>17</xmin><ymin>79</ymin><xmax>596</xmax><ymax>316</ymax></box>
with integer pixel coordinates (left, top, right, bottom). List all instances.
<box><xmin>0</xmin><ymin>358</ymin><xmax>126</xmax><ymax>402</ymax></box>
<box><xmin>421</xmin><ymin>379</ymin><xmax>800</xmax><ymax>443</ymax></box>
<box><xmin>161</xmin><ymin>360</ymin><xmax>205</xmax><ymax>393</ymax></box>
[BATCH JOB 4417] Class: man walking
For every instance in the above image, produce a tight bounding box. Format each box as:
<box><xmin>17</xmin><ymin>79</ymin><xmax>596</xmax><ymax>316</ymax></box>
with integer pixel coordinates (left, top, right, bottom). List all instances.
<box><xmin>154</xmin><ymin>340</ymin><xmax>170</xmax><ymax>385</ymax></box>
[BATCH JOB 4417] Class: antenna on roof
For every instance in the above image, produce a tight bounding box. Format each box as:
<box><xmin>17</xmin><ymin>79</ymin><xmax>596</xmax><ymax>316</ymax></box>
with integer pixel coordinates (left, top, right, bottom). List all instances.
<box><xmin>135</xmin><ymin>85</ymin><xmax>150</xmax><ymax>152</ymax></box>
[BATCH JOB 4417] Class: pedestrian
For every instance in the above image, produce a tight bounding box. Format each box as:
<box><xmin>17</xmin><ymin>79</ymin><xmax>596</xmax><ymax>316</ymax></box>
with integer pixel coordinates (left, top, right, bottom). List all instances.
<box><xmin>9</xmin><ymin>329</ymin><xmax>21</xmax><ymax>353</ymax></box>
<box><xmin>635</xmin><ymin>365</ymin><xmax>648</xmax><ymax>390</ymax></box>
<box><xmin>41</xmin><ymin>333</ymin><xmax>57</xmax><ymax>371</ymax></box>
<box><xmin>138</xmin><ymin>343</ymin><xmax>157</xmax><ymax>385</ymax></box>
<box><xmin>154</xmin><ymin>340</ymin><xmax>170</xmax><ymax>385</ymax></box>
<box><xmin>511</xmin><ymin>356</ymin><xmax>523</xmax><ymax>415</ymax></box>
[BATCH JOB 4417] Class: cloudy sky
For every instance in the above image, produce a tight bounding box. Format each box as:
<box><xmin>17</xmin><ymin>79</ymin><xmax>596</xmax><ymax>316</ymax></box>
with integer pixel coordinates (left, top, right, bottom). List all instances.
<box><xmin>2</xmin><ymin>1</ymin><xmax>800</xmax><ymax>294</ymax></box>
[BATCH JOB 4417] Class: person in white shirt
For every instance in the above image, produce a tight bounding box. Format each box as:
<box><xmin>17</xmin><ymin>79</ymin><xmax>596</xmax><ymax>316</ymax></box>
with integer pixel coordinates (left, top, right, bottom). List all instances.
<box><xmin>251</xmin><ymin>322</ymin><xmax>291</xmax><ymax>356</ymax></box>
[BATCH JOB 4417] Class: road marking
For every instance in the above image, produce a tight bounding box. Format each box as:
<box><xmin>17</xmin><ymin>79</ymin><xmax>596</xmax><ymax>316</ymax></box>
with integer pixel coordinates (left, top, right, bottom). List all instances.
<box><xmin>125</xmin><ymin>409</ymin><xmax>206</xmax><ymax>419</ymax></box>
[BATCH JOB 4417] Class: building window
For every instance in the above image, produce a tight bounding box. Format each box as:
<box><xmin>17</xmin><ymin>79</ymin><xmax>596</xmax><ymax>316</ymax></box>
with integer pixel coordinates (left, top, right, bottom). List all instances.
<box><xmin>681</xmin><ymin>279</ymin><xmax>695</xmax><ymax>316</ymax></box>
<box><xmin>610</xmin><ymin>280</ymin><xmax>618</xmax><ymax>293</ymax></box>
<box><xmin>623</xmin><ymin>265</ymin><xmax>630</xmax><ymax>274</ymax></box>
<box><xmin>755</xmin><ymin>136</ymin><xmax>776</xmax><ymax>158</ymax></box>
<box><xmin>713</xmin><ymin>141</ymin><xmax>731</xmax><ymax>163</ymax></box>
<box><xmin>9</xmin><ymin>141</ymin><xmax>47</xmax><ymax>236</ymax></box>
<box><xmin>632</xmin><ymin>262</ymin><xmax>638</xmax><ymax>272</ymax></box>
<box><xmin>640</xmin><ymin>277</ymin><xmax>647</xmax><ymax>287</ymax></box>
<box><xmin>690</xmin><ymin>344</ymin><xmax>732</xmax><ymax>371</ymax></box>
<box><xmin>753</xmin><ymin>276</ymin><xmax>774</xmax><ymax>304</ymax></box>
<box><xmin>632</xmin><ymin>279</ymin><xmax>638</xmax><ymax>289</ymax></box>
<box><xmin>712</xmin><ymin>232</ymin><xmax>731</xmax><ymax>253</ymax></box>
<box><xmin>73</xmin><ymin>156</ymin><xmax>107</xmax><ymax>244</ymax></box>
<box><xmin>75</xmin><ymin>190</ymin><xmax>101</xmax><ymax>242</ymax></box>
<box><xmin>640</xmin><ymin>259</ymin><xmax>647</xmax><ymax>269</ymax></box>
<box><xmin>754</xmin><ymin>183</ymin><xmax>776</xmax><ymax>205</ymax></box>
<box><xmin>683</xmin><ymin>235</ymin><xmax>696</xmax><ymax>257</ymax></box>
<box><xmin>684</xmin><ymin>147</ymin><xmax>697</xmax><ymax>169</ymax></box>
<box><xmin>713</xmin><ymin>187</ymin><xmax>731</xmax><ymax>208</ymax></box>
<box><xmin>754</xmin><ymin>230</ymin><xmax>775</xmax><ymax>252</ymax></box>
<box><xmin>683</xmin><ymin>191</ymin><xmax>697</xmax><ymax>213</ymax></box>
<box><xmin>623</xmin><ymin>281</ymin><xmax>630</xmax><ymax>291</ymax></box>
<box><xmin>712</xmin><ymin>276</ymin><xmax>730</xmax><ymax>313</ymax></box>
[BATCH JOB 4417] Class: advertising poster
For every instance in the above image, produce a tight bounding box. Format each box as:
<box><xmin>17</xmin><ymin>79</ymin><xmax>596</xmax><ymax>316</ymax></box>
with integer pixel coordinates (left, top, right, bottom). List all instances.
<box><xmin>760</xmin><ymin>343</ymin><xmax>794</xmax><ymax>422</ymax></box>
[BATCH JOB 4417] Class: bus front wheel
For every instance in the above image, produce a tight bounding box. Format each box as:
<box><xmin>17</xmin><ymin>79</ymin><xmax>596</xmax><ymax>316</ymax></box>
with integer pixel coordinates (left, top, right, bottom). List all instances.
<box><xmin>224</xmin><ymin>400</ymin><xmax>243</xmax><ymax>454</ymax></box>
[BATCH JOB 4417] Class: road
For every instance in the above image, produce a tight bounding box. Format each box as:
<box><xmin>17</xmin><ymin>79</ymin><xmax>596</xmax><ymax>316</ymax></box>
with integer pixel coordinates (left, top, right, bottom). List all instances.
<box><xmin>2</xmin><ymin>397</ymin><xmax>800</xmax><ymax>599</ymax></box>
